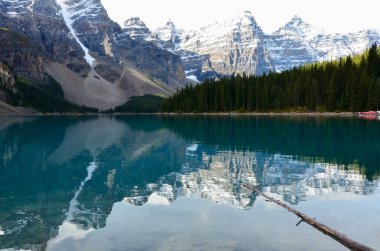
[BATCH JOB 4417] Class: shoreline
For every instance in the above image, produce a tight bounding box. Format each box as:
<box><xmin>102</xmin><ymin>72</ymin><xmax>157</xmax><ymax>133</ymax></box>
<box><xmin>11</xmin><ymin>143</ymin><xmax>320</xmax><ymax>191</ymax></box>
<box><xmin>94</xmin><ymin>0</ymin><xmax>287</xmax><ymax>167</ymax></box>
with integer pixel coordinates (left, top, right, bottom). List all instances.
<box><xmin>157</xmin><ymin>112</ymin><xmax>356</xmax><ymax>117</ymax></box>
<box><xmin>0</xmin><ymin>112</ymin><xmax>357</xmax><ymax>117</ymax></box>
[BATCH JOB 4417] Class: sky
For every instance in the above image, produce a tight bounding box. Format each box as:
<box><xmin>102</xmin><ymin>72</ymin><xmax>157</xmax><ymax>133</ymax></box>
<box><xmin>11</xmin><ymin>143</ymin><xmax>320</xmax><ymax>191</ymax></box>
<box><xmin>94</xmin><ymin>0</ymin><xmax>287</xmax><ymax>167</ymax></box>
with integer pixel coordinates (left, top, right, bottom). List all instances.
<box><xmin>100</xmin><ymin>0</ymin><xmax>380</xmax><ymax>34</ymax></box>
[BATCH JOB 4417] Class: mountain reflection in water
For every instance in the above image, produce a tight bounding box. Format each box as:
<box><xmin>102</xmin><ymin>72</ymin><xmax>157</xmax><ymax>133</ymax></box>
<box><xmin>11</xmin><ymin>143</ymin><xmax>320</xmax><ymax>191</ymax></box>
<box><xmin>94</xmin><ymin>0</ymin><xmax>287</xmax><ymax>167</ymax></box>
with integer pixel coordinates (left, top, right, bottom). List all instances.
<box><xmin>0</xmin><ymin>116</ymin><xmax>378</xmax><ymax>251</ymax></box>
<box><xmin>124</xmin><ymin>147</ymin><xmax>377</xmax><ymax>209</ymax></box>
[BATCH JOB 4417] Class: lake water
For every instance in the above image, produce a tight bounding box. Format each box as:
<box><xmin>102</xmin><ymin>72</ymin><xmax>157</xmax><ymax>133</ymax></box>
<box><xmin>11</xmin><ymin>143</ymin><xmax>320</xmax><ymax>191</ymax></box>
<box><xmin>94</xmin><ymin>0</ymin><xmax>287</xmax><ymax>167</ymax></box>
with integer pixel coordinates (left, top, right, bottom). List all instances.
<box><xmin>0</xmin><ymin>115</ymin><xmax>379</xmax><ymax>251</ymax></box>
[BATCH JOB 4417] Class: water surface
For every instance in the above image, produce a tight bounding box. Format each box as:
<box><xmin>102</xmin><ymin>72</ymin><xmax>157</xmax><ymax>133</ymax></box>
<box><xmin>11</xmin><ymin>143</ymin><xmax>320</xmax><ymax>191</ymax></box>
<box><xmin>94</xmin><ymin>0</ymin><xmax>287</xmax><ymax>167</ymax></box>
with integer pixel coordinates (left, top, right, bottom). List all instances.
<box><xmin>0</xmin><ymin>116</ymin><xmax>379</xmax><ymax>251</ymax></box>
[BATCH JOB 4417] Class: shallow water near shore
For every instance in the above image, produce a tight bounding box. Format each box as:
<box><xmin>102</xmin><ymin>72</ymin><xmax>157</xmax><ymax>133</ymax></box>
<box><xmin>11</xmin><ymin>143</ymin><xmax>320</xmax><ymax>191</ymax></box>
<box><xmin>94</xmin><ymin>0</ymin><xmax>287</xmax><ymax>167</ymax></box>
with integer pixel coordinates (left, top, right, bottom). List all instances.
<box><xmin>0</xmin><ymin>115</ymin><xmax>379</xmax><ymax>251</ymax></box>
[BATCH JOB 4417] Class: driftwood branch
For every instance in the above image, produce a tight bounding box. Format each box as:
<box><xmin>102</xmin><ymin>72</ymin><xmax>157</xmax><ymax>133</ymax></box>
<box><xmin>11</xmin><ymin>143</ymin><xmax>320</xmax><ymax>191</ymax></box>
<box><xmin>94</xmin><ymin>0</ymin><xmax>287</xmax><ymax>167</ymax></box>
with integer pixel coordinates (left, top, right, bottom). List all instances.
<box><xmin>242</xmin><ymin>183</ymin><xmax>375</xmax><ymax>251</ymax></box>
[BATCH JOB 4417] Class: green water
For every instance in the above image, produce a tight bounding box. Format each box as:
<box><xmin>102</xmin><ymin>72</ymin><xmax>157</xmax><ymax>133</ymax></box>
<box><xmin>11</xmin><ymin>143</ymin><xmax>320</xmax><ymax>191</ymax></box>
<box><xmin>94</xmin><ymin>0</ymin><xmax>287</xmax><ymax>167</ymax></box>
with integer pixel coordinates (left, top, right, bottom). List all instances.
<box><xmin>0</xmin><ymin>116</ymin><xmax>379</xmax><ymax>251</ymax></box>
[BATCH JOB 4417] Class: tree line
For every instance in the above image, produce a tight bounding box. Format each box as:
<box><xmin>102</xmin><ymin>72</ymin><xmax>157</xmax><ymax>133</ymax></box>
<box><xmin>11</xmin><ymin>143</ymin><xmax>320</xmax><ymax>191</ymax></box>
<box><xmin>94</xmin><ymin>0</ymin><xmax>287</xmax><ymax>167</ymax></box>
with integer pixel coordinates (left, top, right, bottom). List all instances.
<box><xmin>6</xmin><ymin>76</ymin><xmax>96</xmax><ymax>113</ymax></box>
<box><xmin>162</xmin><ymin>44</ymin><xmax>380</xmax><ymax>113</ymax></box>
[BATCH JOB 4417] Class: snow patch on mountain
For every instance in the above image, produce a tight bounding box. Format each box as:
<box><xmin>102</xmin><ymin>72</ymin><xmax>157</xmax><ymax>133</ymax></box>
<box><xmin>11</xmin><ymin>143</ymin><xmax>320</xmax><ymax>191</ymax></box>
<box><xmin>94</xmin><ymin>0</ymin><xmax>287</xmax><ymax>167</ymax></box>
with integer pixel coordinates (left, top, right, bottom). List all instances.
<box><xmin>153</xmin><ymin>20</ymin><xmax>182</xmax><ymax>51</ymax></box>
<box><xmin>123</xmin><ymin>17</ymin><xmax>151</xmax><ymax>40</ymax></box>
<box><xmin>186</xmin><ymin>75</ymin><xmax>200</xmax><ymax>83</ymax></box>
<box><xmin>176</xmin><ymin>11</ymin><xmax>273</xmax><ymax>79</ymax></box>
<box><xmin>56</xmin><ymin>0</ymin><xmax>96</xmax><ymax>67</ymax></box>
<box><xmin>62</xmin><ymin>0</ymin><xmax>103</xmax><ymax>23</ymax></box>
<box><xmin>267</xmin><ymin>15</ymin><xmax>380</xmax><ymax>72</ymax></box>
<box><xmin>124</xmin><ymin>12</ymin><xmax>380</xmax><ymax>81</ymax></box>
<box><xmin>27</xmin><ymin>0</ymin><xmax>35</xmax><ymax>12</ymax></box>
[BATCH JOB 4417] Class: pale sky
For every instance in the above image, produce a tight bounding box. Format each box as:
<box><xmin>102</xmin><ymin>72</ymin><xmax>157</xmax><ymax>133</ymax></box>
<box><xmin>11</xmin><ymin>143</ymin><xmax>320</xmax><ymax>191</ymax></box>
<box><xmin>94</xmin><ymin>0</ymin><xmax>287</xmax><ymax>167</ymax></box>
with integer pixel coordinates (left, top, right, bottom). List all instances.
<box><xmin>100</xmin><ymin>0</ymin><xmax>380</xmax><ymax>34</ymax></box>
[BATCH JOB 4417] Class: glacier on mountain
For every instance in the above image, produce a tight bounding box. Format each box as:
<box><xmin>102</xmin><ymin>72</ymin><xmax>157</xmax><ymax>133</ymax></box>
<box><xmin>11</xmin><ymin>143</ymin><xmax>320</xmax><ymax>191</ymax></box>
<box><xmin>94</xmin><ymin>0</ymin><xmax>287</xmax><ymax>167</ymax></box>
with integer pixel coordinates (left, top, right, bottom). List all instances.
<box><xmin>56</xmin><ymin>0</ymin><xmax>96</xmax><ymax>67</ymax></box>
<box><xmin>266</xmin><ymin>16</ymin><xmax>380</xmax><ymax>72</ymax></box>
<box><xmin>123</xmin><ymin>12</ymin><xmax>380</xmax><ymax>81</ymax></box>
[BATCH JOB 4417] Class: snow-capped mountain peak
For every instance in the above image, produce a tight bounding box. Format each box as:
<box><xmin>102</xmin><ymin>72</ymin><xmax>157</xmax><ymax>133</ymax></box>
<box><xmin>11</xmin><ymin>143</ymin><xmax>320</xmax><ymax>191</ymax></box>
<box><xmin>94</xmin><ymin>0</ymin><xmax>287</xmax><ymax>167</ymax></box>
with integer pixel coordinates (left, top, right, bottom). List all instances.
<box><xmin>149</xmin><ymin>20</ymin><xmax>182</xmax><ymax>52</ymax></box>
<box><xmin>175</xmin><ymin>11</ymin><xmax>273</xmax><ymax>80</ymax></box>
<box><xmin>58</xmin><ymin>0</ymin><xmax>104</xmax><ymax>24</ymax></box>
<box><xmin>154</xmin><ymin>20</ymin><xmax>181</xmax><ymax>43</ymax></box>
<box><xmin>56</xmin><ymin>0</ymin><xmax>96</xmax><ymax>67</ymax></box>
<box><xmin>0</xmin><ymin>0</ymin><xmax>36</xmax><ymax>16</ymax></box>
<box><xmin>236</xmin><ymin>10</ymin><xmax>257</xmax><ymax>25</ymax></box>
<box><xmin>164</xmin><ymin>20</ymin><xmax>175</xmax><ymax>29</ymax></box>
<box><xmin>123</xmin><ymin>17</ymin><xmax>148</xmax><ymax>29</ymax></box>
<box><xmin>118</xmin><ymin>11</ymin><xmax>380</xmax><ymax>81</ymax></box>
<box><xmin>288</xmin><ymin>15</ymin><xmax>304</xmax><ymax>26</ymax></box>
<box><xmin>277</xmin><ymin>15</ymin><xmax>325</xmax><ymax>39</ymax></box>
<box><xmin>123</xmin><ymin>17</ymin><xmax>151</xmax><ymax>40</ymax></box>
<box><xmin>267</xmin><ymin>15</ymin><xmax>379</xmax><ymax>72</ymax></box>
<box><xmin>0</xmin><ymin>0</ymin><xmax>188</xmax><ymax>110</ymax></box>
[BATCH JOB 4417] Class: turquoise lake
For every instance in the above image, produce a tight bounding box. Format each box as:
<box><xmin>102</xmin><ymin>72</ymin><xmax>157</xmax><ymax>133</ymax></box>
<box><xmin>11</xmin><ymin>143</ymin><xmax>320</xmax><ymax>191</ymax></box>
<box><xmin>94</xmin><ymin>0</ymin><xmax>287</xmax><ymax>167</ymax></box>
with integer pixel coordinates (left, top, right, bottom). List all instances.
<box><xmin>0</xmin><ymin>115</ymin><xmax>379</xmax><ymax>251</ymax></box>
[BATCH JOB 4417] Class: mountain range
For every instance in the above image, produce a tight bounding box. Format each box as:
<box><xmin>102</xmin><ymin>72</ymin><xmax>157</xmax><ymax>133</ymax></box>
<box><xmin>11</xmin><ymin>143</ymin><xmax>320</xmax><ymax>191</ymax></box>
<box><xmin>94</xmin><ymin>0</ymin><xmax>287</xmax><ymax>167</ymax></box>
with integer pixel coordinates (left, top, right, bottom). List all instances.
<box><xmin>124</xmin><ymin>11</ymin><xmax>380</xmax><ymax>82</ymax></box>
<box><xmin>0</xmin><ymin>0</ymin><xmax>379</xmax><ymax>110</ymax></box>
<box><xmin>0</xmin><ymin>0</ymin><xmax>186</xmax><ymax>110</ymax></box>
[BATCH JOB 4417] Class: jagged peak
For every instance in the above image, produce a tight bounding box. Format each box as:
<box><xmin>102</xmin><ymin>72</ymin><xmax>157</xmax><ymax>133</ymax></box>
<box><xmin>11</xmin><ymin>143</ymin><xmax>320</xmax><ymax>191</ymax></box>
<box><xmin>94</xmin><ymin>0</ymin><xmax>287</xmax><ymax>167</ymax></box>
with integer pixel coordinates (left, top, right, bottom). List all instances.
<box><xmin>239</xmin><ymin>10</ymin><xmax>254</xmax><ymax>18</ymax></box>
<box><xmin>198</xmin><ymin>10</ymin><xmax>258</xmax><ymax>30</ymax></box>
<box><xmin>165</xmin><ymin>19</ymin><xmax>176</xmax><ymax>28</ymax></box>
<box><xmin>153</xmin><ymin>19</ymin><xmax>182</xmax><ymax>43</ymax></box>
<box><xmin>123</xmin><ymin>17</ymin><xmax>147</xmax><ymax>28</ymax></box>
<box><xmin>236</xmin><ymin>10</ymin><xmax>257</xmax><ymax>25</ymax></box>
<box><xmin>274</xmin><ymin>15</ymin><xmax>324</xmax><ymax>37</ymax></box>
<box><xmin>126</xmin><ymin>17</ymin><xmax>142</xmax><ymax>22</ymax></box>
<box><xmin>365</xmin><ymin>29</ymin><xmax>380</xmax><ymax>35</ymax></box>
<box><xmin>290</xmin><ymin>15</ymin><xmax>304</xmax><ymax>25</ymax></box>
<box><xmin>283</xmin><ymin>15</ymin><xmax>309</xmax><ymax>30</ymax></box>
<box><xmin>122</xmin><ymin>17</ymin><xmax>152</xmax><ymax>41</ymax></box>
<box><xmin>154</xmin><ymin>19</ymin><xmax>179</xmax><ymax>34</ymax></box>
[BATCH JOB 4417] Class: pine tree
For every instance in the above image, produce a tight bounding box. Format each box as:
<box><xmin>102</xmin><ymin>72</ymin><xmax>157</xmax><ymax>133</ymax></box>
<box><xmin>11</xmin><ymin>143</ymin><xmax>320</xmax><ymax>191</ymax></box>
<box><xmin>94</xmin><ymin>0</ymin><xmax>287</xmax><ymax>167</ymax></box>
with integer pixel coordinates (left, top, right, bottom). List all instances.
<box><xmin>162</xmin><ymin>47</ymin><xmax>380</xmax><ymax>113</ymax></box>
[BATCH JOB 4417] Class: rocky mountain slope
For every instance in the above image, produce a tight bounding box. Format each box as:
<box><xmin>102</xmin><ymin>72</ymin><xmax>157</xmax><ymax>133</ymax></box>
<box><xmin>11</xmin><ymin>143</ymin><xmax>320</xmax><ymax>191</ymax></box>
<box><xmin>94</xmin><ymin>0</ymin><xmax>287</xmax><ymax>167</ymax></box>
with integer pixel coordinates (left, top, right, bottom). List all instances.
<box><xmin>178</xmin><ymin>11</ymin><xmax>274</xmax><ymax>81</ymax></box>
<box><xmin>1</xmin><ymin>1</ymin><xmax>379</xmax><ymax>111</ymax></box>
<box><xmin>0</xmin><ymin>60</ymin><xmax>38</xmax><ymax>114</ymax></box>
<box><xmin>0</xmin><ymin>0</ymin><xmax>186</xmax><ymax>110</ymax></box>
<box><xmin>123</xmin><ymin>12</ymin><xmax>380</xmax><ymax>82</ymax></box>
<box><xmin>123</xmin><ymin>12</ymin><xmax>274</xmax><ymax>81</ymax></box>
<box><xmin>266</xmin><ymin>16</ymin><xmax>380</xmax><ymax>72</ymax></box>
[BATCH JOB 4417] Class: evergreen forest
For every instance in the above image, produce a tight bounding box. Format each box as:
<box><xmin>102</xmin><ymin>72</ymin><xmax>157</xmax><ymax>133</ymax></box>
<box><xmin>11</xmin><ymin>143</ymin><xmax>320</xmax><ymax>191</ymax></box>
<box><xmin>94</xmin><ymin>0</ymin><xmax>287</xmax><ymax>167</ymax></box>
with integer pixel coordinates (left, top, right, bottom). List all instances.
<box><xmin>162</xmin><ymin>44</ymin><xmax>380</xmax><ymax>113</ymax></box>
